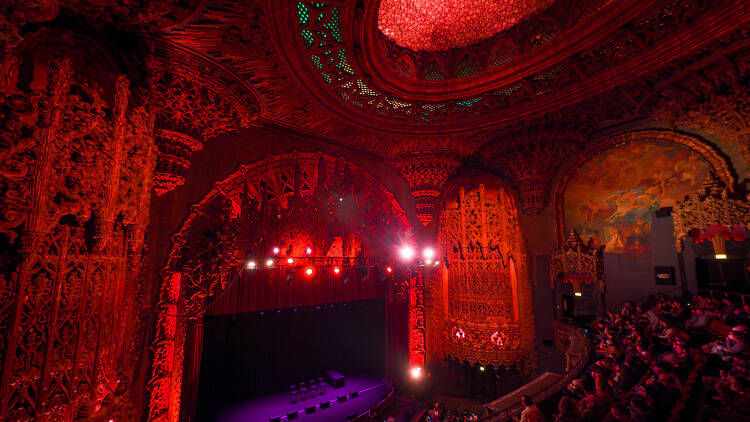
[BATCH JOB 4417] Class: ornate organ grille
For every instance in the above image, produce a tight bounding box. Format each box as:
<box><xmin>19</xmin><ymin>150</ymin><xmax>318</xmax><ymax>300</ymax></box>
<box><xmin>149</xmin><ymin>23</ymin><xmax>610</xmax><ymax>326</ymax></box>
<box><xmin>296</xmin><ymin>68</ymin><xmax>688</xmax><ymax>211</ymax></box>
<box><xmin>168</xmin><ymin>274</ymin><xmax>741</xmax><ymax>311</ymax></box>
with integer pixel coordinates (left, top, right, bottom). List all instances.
<box><xmin>436</xmin><ymin>183</ymin><xmax>535</xmax><ymax>368</ymax></box>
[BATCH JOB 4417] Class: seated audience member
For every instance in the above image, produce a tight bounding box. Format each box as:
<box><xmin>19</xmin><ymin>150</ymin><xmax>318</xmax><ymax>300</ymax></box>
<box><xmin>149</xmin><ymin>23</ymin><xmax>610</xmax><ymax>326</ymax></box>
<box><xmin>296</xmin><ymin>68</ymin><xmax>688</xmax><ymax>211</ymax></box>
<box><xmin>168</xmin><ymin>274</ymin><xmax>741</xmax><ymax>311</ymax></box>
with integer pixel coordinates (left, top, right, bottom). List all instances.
<box><xmin>566</xmin><ymin>378</ymin><xmax>586</xmax><ymax>400</ymax></box>
<box><xmin>514</xmin><ymin>395</ymin><xmax>544</xmax><ymax>422</ymax></box>
<box><xmin>687</xmin><ymin>307</ymin><xmax>709</xmax><ymax>329</ymax></box>
<box><xmin>555</xmin><ymin>396</ymin><xmax>582</xmax><ymax>422</ymax></box>
<box><xmin>628</xmin><ymin>395</ymin><xmax>652</xmax><ymax>422</ymax></box>
<box><xmin>603</xmin><ymin>404</ymin><xmax>632</xmax><ymax>422</ymax></box>
<box><xmin>706</xmin><ymin>325</ymin><xmax>747</xmax><ymax>359</ymax></box>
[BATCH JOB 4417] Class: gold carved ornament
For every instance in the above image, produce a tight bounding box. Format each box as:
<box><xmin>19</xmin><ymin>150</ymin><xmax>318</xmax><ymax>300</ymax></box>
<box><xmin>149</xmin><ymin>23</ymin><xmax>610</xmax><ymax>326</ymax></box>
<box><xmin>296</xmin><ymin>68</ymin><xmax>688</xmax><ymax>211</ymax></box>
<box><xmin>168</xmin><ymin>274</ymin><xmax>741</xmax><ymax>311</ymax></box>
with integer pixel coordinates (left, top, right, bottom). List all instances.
<box><xmin>672</xmin><ymin>181</ymin><xmax>750</xmax><ymax>254</ymax></box>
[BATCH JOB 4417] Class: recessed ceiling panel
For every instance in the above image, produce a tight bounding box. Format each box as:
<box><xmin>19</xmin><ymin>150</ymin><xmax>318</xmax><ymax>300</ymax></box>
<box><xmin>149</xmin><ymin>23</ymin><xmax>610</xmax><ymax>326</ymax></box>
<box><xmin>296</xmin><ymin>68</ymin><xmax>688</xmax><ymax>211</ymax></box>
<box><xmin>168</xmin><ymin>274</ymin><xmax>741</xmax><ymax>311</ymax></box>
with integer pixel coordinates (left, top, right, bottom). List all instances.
<box><xmin>378</xmin><ymin>0</ymin><xmax>555</xmax><ymax>51</ymax></box>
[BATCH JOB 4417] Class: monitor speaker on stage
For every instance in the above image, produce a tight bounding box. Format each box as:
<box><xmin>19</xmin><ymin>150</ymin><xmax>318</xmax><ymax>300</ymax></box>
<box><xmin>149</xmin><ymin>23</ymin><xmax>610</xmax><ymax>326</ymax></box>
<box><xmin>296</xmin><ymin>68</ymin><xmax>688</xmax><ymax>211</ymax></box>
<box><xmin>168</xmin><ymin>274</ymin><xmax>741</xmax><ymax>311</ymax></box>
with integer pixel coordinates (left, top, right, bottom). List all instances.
<box><xmin>349</xmin><ymin>391</ymin><xmax>359</xmax><ymax>398</ymax></box>
<box><xmin>287</xmin><ymin>411</ymin><xmax>298</xmax><ymax>419</ymax></box>
<box><xmin>305</xmin><ymin>405</ymin><xmax>316</xmax><ymax>414</ymax></box>
<box><xmin>337</xmin><ymin>395</ymin><xmax>347</xmax><ymax>402</ymax></box>
<box><xmin>320</xmin><ymin>401</ymin><xmax>331</xmax><ymax>409</ymax></box>
<box><xmin>269</xmin><ymin>417</ymin><xmax>281</xmax><ymax>422</ymax></box>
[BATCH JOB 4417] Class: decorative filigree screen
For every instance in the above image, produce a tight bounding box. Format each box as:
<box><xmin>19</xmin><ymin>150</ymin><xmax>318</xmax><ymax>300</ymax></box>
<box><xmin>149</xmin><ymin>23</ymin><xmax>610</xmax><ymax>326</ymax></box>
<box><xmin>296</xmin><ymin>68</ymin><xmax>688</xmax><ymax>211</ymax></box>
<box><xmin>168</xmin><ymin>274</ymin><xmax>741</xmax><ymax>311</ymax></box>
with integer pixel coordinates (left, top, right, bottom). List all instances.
<box><xmin>434</xmin><ymin>183</ymin><xmax>535</xmax><ymax>369</ymax></box>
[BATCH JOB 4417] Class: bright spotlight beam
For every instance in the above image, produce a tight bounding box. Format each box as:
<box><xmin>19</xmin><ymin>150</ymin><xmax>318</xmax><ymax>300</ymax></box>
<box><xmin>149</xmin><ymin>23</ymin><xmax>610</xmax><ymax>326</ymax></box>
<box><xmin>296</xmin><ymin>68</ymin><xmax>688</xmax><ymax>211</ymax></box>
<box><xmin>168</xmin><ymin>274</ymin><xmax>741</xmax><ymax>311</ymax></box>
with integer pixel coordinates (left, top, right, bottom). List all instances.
<box><xmin>423</xmin><ymin>248</ymin><xmax>435</xmax><ymax>259</ymax></box>
<box><xmin>399</xmin><ymin>246</ymin><xmax>415</xmax><ymax>261</ymax></box>
<box><xmin>410</xmin><ymin>366</ymin><xmax>422</xmax><ymax>379</ymax></box>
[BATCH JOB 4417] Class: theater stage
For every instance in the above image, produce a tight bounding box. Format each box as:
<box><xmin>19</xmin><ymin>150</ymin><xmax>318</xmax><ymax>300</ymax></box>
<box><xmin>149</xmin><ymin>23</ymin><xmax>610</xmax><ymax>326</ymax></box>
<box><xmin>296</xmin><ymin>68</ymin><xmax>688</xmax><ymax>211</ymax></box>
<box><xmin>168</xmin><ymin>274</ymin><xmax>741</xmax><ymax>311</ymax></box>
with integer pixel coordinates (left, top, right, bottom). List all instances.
<box><xmin>217</xmin><ymin>374</ymin><xmax>391</xmax><ymax>422</ymax></box>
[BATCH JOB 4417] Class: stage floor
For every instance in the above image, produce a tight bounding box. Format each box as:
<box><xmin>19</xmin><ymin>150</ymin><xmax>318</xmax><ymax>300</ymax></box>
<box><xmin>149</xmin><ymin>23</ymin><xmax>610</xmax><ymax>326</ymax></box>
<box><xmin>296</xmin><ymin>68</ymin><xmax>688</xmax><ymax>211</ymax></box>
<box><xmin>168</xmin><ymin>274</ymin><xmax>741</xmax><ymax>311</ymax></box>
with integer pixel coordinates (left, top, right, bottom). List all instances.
<box><xmin>217</xmin><ymin>374</ymin><xmax>391</xmax><ymax>422</ymax></box>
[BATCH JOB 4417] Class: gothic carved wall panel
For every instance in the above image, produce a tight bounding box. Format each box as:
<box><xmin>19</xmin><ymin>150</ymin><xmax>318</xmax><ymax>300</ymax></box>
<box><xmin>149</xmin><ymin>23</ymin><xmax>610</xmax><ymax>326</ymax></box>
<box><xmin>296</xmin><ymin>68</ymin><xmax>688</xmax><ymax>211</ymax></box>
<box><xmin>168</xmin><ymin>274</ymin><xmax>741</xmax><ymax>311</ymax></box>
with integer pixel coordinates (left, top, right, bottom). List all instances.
<box><xmin>435</xmin><ymin>181</ymin><xmax>535</xmax><ymax>371</ymax></box>
<box><xmin>0</xmin><ymin>52</ymin><xmax>155</xmax><ymax>420</ymax></box>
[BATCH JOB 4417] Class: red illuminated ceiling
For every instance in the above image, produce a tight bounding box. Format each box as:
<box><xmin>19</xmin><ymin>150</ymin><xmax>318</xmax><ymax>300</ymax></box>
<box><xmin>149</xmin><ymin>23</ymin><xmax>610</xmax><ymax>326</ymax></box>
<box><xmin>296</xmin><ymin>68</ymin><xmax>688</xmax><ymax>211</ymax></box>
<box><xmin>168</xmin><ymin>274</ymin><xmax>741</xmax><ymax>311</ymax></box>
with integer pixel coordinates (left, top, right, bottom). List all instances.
<box><xmin>377</xmin><ymin>0</ymin><xmax>555</xmax><ymax>51</ymax></box>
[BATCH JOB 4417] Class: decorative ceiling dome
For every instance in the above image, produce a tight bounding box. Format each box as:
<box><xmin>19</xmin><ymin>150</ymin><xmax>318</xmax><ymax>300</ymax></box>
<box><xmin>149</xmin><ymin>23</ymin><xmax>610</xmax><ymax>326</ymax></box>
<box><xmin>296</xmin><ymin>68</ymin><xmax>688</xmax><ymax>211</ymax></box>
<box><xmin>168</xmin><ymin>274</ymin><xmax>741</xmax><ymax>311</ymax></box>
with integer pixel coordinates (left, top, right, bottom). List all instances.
<box><xmin>377</xmin><ymin>0</ymin><xmax>556</xmax><ymax>51</ymax></box>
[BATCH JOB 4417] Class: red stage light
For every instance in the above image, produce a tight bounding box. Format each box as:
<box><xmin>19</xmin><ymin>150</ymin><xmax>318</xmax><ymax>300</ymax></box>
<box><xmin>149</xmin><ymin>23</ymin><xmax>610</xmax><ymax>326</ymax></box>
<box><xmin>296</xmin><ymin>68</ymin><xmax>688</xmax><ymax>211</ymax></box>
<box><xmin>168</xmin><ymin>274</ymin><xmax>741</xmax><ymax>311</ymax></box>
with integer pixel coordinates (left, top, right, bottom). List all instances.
<box><xmin>386</xmin><ymin>266</ymin><xmax>393</xmax><ymax>273</ymax></box>
<box><xmin>305</xmin><ymin>247</ymin><xmax>312</xmax><ymax>255</ymax></box>
<box><xmin>333</xmin><ymin>267</ymin><xmax>340</xmax><ymax>274</ymax></box>
<box><xmin>305</xmin><ymin>267</ymin><xmax>313</xmax><ymax>276</ymax></box>
<box><xmin>246</xmin><ymin>260</ymin><xmax>257</xmax><ymax>269</ymax></box>
<box><xmin>265</xmin><ymin>259</ymin><xmax>274</xmax><ymax>267</ymax></box>
<box><xmin>423</xmin><ymin>247</ymin><xmax>435</xmax><ymax>259</ymax></box>
<box><xmin>287</xmin><ymin>258</ymin><xmax>294</xmax><ymax>264</ymax></box>
<box><xmin>272</xmin><ymin>247</ymin><xmax>280</xmax><ymax>254</ymax></box>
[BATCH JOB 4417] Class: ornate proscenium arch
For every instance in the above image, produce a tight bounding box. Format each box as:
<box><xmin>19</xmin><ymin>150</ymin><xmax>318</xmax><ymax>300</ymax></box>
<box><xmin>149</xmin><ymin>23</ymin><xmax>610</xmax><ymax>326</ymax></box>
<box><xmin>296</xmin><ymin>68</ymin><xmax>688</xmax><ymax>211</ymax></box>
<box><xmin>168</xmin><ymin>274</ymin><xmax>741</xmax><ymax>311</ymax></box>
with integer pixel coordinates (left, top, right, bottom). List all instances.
<box><xmin>552</xmin><ymin>130</ymin><xmax>737</xmax><ymax>246</ymax></box>
<box><xmin>147</xmin><ymin>151</ymin><xmax>413</xmax><ymax>422</ymax></box>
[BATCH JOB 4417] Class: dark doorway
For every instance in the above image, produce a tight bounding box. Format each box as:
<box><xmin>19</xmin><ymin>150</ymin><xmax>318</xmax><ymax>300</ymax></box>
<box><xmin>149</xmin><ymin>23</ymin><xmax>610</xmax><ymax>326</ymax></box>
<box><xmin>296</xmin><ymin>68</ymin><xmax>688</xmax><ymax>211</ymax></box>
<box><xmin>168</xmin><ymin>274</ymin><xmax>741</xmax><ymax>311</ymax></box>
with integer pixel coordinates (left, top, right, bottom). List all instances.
<box><xmin>695</xmin><ymin>257</ymin><xmax>749</xmax><ymax>292</ymax></box>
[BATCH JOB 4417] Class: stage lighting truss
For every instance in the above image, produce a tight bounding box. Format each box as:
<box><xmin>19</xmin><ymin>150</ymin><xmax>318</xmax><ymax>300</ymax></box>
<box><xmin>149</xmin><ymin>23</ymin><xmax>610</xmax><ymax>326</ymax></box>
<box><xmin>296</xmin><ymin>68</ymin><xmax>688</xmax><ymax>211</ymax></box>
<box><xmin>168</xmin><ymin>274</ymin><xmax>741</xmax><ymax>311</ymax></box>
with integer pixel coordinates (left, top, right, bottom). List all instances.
<box><xmin>242</xmin><ymin>255</ymin><xmax>391</xmax><ymax>276</ymax></box>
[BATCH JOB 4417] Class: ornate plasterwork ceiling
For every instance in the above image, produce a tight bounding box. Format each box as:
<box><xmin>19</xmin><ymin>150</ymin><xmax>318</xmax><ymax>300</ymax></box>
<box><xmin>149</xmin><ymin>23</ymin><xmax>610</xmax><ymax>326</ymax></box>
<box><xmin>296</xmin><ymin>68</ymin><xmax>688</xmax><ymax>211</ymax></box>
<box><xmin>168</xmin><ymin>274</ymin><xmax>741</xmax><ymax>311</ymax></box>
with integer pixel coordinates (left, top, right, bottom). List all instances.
<box><xmin>20</xmin><ymin>0</ymin><xmax>743</xmax><ymax>162</ymax></box>
<box><xmin>270</xmin><ymin>0</ymin><xmax>750</xmax><ymax>135</ymax></box>
<box><xmin>377</xmin><ymin>0</ymin><xmax>555</xmax><ymax>51</ymax></box>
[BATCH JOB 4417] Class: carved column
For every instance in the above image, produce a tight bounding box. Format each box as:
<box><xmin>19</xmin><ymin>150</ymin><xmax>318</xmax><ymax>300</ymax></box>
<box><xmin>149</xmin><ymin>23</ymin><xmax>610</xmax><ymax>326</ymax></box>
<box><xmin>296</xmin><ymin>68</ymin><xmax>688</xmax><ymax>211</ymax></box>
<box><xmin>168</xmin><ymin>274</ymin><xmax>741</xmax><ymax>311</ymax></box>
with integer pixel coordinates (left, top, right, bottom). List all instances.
<box><xmin>147</xmin><ymin>272</ymin><xmax>183</xmax><ymax>422</ymax></box>
<box><xmin>408</xmin><ymin>271</ymin><xmax>426</xmax><ymax>368</ymax></box>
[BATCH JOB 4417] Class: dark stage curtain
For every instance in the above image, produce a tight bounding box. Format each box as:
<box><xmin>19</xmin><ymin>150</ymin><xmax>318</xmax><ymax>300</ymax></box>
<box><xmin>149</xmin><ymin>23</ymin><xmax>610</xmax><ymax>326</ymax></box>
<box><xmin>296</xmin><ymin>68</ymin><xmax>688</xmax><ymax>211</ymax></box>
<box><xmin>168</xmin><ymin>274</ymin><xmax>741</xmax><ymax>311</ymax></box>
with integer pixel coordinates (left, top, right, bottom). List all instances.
<box><xmin>196</xmin><ymin>298</ymin><xmax>386</xmax><ymax>420</ymax></box>
<box><xmin>208</xmin><ymin>267</ymin><xmax>386</xmax><ymax>315</ymax></box>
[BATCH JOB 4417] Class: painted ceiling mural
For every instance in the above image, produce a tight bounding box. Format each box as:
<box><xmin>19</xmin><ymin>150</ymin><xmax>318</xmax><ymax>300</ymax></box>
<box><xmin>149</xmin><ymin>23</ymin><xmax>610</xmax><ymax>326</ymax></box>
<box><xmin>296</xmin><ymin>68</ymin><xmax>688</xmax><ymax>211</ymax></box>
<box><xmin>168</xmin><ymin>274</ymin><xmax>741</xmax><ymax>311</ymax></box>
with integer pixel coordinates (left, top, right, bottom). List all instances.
<box><xmin>564</xmin><ymin>142</ymin><xmax>712</xmax><ymax>258</ymax></box>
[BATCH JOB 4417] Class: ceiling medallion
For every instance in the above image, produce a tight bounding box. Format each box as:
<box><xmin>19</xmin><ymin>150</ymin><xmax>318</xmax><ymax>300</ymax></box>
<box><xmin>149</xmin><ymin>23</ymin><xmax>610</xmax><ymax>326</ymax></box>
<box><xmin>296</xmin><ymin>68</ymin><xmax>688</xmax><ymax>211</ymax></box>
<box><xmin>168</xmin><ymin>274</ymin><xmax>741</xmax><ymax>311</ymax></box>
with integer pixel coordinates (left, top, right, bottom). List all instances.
<box><xmin>378</xmin><ymin>0</ymin><xmax>555</xmax><ymax>51</ymax></box>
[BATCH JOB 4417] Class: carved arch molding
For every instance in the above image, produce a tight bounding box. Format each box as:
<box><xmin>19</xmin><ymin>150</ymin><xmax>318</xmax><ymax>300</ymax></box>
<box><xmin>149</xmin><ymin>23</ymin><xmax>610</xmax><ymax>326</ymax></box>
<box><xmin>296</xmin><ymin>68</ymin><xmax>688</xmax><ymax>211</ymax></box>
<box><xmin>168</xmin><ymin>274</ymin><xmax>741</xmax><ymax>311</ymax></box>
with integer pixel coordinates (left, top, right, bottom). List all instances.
<box><xmin>147</xmin><ymin>151</ymin><xmax>413</xmax><ymax>422</ymax></box>
<box><xmin>552</xmin><ymin>130</ymin><xmax>738</xmax><ymax>246</ymax></box>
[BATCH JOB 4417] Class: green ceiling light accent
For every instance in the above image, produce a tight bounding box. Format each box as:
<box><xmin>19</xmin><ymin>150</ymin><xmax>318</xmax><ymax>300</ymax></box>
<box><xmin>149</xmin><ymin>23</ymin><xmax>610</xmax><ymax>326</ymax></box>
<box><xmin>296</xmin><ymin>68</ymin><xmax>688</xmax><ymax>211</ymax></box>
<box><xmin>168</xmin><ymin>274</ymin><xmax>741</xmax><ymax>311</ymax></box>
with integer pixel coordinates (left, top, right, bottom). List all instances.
<box><xmin>297</xmin><ymin>1</ymin><xmax>309</xmax><ymax>24</ymax></box>
<box><xmin>456</xmin><ymin>97</ymin><xmax>483</xmax><ymax>107</ymax></box>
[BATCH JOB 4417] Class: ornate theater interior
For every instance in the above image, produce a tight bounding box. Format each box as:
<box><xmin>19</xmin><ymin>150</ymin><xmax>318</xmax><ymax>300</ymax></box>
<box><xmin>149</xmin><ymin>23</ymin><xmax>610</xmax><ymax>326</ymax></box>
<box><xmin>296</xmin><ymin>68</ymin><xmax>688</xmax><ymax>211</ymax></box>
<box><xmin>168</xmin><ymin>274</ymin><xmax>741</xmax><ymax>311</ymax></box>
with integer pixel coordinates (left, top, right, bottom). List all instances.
<box><xmin>1</xmin><ymin>0</ymin><xmax>750</xmax><ymax>421</ymax></box>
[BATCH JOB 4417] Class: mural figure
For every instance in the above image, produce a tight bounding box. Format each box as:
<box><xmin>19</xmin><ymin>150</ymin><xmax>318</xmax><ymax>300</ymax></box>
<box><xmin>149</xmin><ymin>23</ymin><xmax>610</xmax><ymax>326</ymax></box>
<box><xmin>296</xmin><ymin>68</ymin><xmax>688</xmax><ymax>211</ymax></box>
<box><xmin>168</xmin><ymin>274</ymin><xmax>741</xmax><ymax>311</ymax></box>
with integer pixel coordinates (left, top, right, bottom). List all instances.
<box><xmin>565</xmin><ymin>142</ymin><xmax>711</xmax><ymax>258</ymax></box>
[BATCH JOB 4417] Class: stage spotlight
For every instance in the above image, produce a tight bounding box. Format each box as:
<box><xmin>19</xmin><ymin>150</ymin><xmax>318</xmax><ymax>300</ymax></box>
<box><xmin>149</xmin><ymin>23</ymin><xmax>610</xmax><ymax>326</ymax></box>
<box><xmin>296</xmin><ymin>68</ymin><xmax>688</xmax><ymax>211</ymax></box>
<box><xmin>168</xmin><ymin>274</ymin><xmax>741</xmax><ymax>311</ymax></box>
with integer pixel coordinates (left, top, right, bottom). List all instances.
<box><xmin>574</xmin><ymin>291</ymin><xmax>582</xmax><ymax>297</ymax></box>
<box><xmin>306</xmin><ymin>247</ymin><xmax>312</xmax><ymax>255</ymax></box>
<box><xmin>273</xmin><ymin>247</ymin><xmax>280</xmax><ymax>255</ymax></box>
<box><xmin>433</xmin><ymin>261</ymin><xmax>439</xmax><ymax>266</ymax></box>
<box><xmin>423</xmin><ymin>247</ymin><xmax>435</xmax><ymax>259</ymax></box>
<box><xmin>333</xmin><ymin>267</ymin><xmax>340</xmax><ymax>274</ymax></box>
<box><xmin>425</xmin><ymin>258</ymin><xmax>432</xmax><ymax>265</ymax></box>
<box><xmin>399</xmin><ymin>246</ymin><xmax>415</xmax><ymax>260</ymax></box>
<box><xmin>715</xmin><ymin>254</ymin><xmax>727</xmax><ymax>259</ymax></box>
<box><xmin>410</xmin><ymin>366</ymin><xmax>422</xmax><ymax>379</ymax></box>
<box><xmin>287</xmin><ymin>257</ymin><xmax>294</xmax><ymax>264</ymax></box>
<box><xmin>479</xmin><ymin>366</ymin><xmax>485</xmax><ymax>371</ymax></box>
<box><xmin>265</xmin><ymin>259</ymin><xmax>274</xmax><ymax>267</ymax></box>
<box><xmin>386</xmin><ymin>266</ymin><xmax>393</xmax><ymax>273</ymax></box>
<box><xmin>305</xmin><ymin>267</ymin><xmax>313</xmax><ymax>276</ymax></box>
<box><xmin>246</xmin><ymin>260</ymin><xmax>257</xmax><ymax>269</ymax></box>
